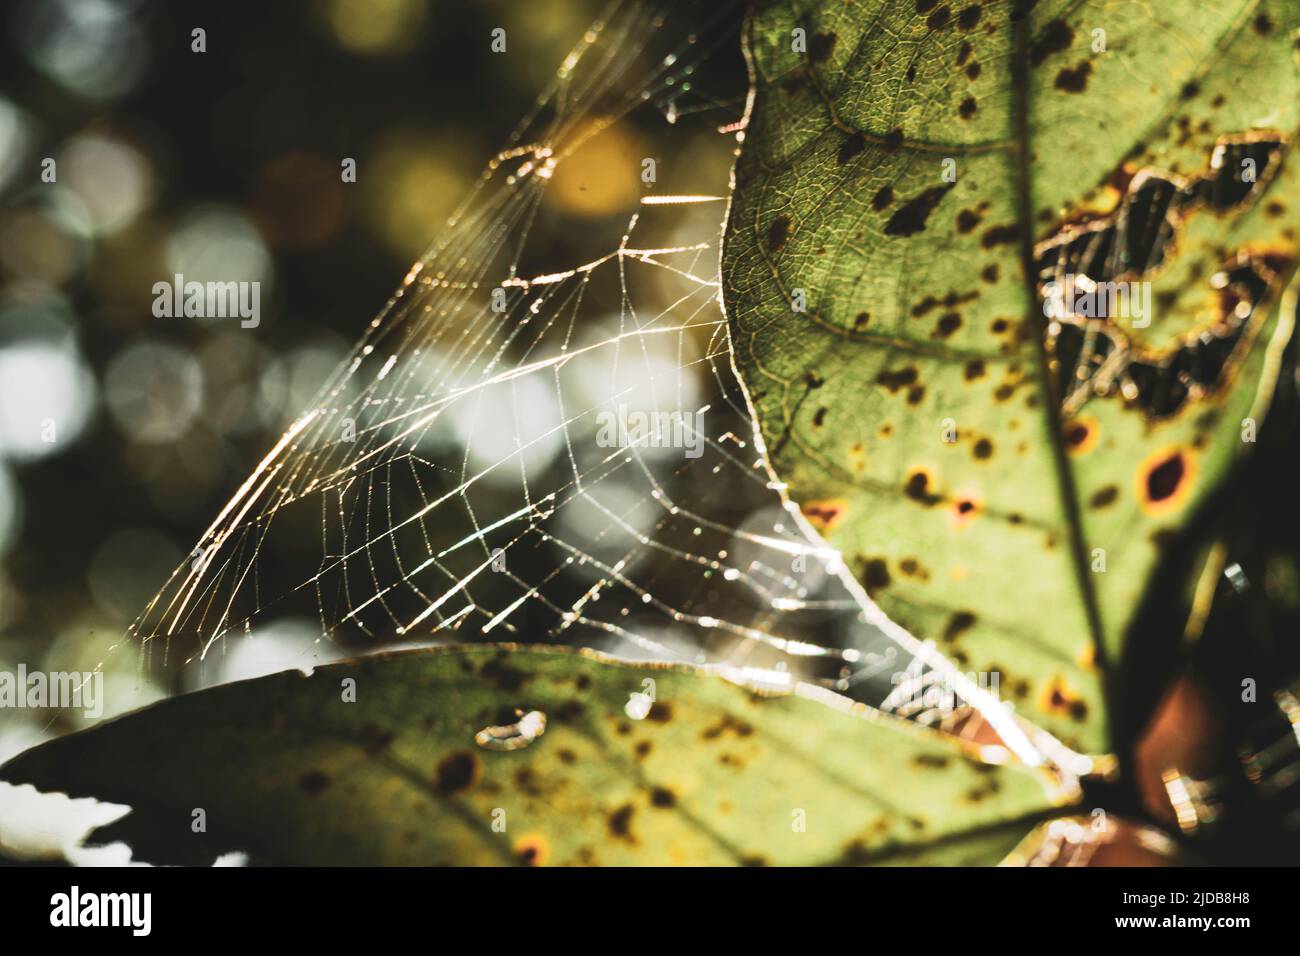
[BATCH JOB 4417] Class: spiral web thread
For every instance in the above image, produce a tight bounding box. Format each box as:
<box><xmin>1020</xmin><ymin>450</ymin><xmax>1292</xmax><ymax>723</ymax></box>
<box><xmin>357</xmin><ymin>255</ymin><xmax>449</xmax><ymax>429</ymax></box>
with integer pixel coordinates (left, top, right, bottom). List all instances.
<box><xmin>124</xmin><ymin>0</ymin><xmax>1083</xmax><ymax>775</ymax></box>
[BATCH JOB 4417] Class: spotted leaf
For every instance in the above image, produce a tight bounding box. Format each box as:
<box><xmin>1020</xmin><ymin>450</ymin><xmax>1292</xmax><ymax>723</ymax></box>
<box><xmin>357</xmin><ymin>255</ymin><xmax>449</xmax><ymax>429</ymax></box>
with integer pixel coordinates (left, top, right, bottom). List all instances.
<box><xmin>0</xmin><ymin>645</ymin><xmax>1069</xmax><ymax>865</ymax></box>
<box><xmin>723</xmin><ymin>0</ymin><xmax>1300</xmax><ymax>752</ymax></box>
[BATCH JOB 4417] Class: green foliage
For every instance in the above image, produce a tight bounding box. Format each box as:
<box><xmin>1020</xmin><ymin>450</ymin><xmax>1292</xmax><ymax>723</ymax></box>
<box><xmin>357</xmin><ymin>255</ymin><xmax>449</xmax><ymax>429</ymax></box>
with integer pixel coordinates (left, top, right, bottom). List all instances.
<box><xmin>723</xmin><ymin>0</ymin><xmax>1300</xmax><ymax>753</ymax></box>
<box><xmin>0</xmin><ymin>646</ymin><xmax>1068</xmax><ymax>865</ymax></box>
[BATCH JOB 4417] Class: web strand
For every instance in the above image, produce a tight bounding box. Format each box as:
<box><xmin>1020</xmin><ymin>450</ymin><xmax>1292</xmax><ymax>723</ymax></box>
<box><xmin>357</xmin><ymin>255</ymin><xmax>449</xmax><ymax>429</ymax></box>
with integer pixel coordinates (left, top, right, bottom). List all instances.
<box><xmin>124</xmin><ymin>0</ymin><xmax>1083</xmax><ymax>777</ymax></box>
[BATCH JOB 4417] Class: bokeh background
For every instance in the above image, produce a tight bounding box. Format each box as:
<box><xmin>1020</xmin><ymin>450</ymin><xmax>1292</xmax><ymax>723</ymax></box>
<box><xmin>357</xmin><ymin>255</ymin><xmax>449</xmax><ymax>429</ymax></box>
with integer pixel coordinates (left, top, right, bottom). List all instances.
<box><xmin>0</xmin><ymin>0</ymin><xmax>752</xmax><ymax>759</ymax></box>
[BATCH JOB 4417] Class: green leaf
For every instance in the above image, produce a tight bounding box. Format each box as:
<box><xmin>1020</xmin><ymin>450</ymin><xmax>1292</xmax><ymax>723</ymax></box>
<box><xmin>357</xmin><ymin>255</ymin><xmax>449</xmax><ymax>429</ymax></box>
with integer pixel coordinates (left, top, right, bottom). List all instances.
<box><xmin>722</xmin><ymin>0</ymin><xmax>1300</xmax><ymax>753</ymax></box>
<box><xmin>0</xmin><ymin>646</ymin><xmax>1070</xmax><ymax>865</ymax></box>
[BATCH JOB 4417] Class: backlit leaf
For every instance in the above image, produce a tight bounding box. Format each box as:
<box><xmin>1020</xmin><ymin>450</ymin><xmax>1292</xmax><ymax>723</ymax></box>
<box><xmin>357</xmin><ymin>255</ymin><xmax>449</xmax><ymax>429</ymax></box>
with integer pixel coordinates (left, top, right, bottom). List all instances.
<box><xmin>722</xmin><ymin>0</ymin><xmax>1300</xmax><ymax>753</ymax></box>
<box><xmin>0</xmin><ymin>646</ymin><xmax>1070</xmax><ymax>865</ymax></box>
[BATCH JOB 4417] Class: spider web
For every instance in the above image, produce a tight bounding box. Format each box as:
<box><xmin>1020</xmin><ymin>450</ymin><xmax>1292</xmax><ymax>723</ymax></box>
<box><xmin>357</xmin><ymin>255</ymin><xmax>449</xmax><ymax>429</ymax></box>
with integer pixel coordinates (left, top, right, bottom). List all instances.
<box><xmin>123</xmin><ymin>0</ymin><xmax>1080</xmax><ymax>773</ymax></box>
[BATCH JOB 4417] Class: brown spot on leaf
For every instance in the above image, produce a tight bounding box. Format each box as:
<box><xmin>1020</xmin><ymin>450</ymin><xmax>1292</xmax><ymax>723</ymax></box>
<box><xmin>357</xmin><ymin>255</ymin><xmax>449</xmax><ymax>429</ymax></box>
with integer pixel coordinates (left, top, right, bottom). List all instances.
<box><xmin>958</xmin><ymin>96</ymin><xmax>977</xmax><ymax>119</ymax></box>
<box><xmin>514</xmin><ymin>834</ymin><xmax>548</xmax><ymax>866</ymax></box>
<box><xmin>436</xmin><ymin>751</ymin><xmax>480</xmax><ymax>795</ymax></box>
<box><xmin>877</xmin><ymin>365</ymin><xmax>919</xmax><ymax>392</ymax></box>
<box><xmin>957</xmin><ymin>5</ymin><xmax>981</xmax><ymax>29</ymax></box>
<box><xmin>767</xmin><ymin>214</ymin><xmax>791</xmax><ymax>252</ymax></box>
<box><xmin>884</xmin><ymin>184</ymin><xmax>956</xmax><ymax>237</ymax></box>
<box><xmin>1039</xmin><ymin>675</ymin><xmax>1088</xmax><ymax>722</ymax></box>
<box><xmin>956</xmin><ymin>208</ymin><xmax>982</xmax><ymax>233</ymax></box>
<box><xmin>1147</xmin><ymin>455</ymin><xmax>1184</xmax><ymax>500</ymax></box>
<box><xmin>608</xmin><ymin>803</ymin><xmax>636</xmax><ymax>842</ymax></box>
<box><xmin>872</xmin><ymin>185</ymin><xmax>895</xmax><ymax>211</ymax></box>
<box><xmin>934</xmin><ymin>312</ymin><xmax>962</xmax><ymax>338</ymax></box>
<box><xmin>809</xmin><ymin>31</ymin><xmax>837</xmax><ymax>62</ymax></box>
<box><xmin>862</xmin><ymin>557</ymin><xmax>892</xmax><ymax>591</ymax></box>
<box><xmin>980</xmin><ymin>263</ymin><xmax>999</xmax><ymax>283</ymax></box>
<box><xmin>899</xmin><ymin>557</ymin><xmax>928</xmax><ymax>579</ymax></box>
<box><xmin>1030</xmin><ymin>19</ymin><xmax>1073</xmax><ymax>66</ymax></box>
<box><xmin>554</xmin><ymin>698</ymin><xmax>584</xmax><ymax>723</ymax></box>
<box><xmin>912</xmin><ymin>295</ymin><xmax>940</xmax><ymax>317</ymax></box>
<box><xmin>801</xmin><ymin>498</ymin><xmax>847</xmax><ymax>533</ymax></box>
<box><xmin>1054</xmin><ymin>61</ymin><xmax>1092</xmax><ymax>93</ymax></box>
<box><xmin>649</xmin><ymin>787</ymin><xmax>677</xmax><ymax>808</ymax></box>
<box><xmin>964</xmin><ymin>358</ymin><xmax>986</xmax><ymax>381</ymax></box>
<box><xmin>1010</xmin><ymin>0</ymin><xmax>1037</xmax><ymax>22</ymax></box>
<box><xmin>702</xmin><ymin>713</ymin><xmax>755</xmax><ymax>740</ymax></box>
<box><xmin>904</xmin><ymin>470</ymin><xmax>941</xmax><ymax>505</ymax></box>
<box><xmin>1063</xmin><ymin>416</ymin><xmax>1098</xmax><ymax>455</ymax></box>
<box><xmin>1138</xmin><ymin>448</ymin><xmax>1195</xmax><ymax>515</ymax></box>
<box><xmin>943</xmin><ymin>611</ymin><xmax>976</xmax><ymax>642</ymax></box>
<box><xmin>973</xmin><ymin>437</ymin><xmax>993</xmax><ymax>459</ymax></box>
<box><xmin>840</xmin><ymin>839</ymin><xmax>872</xmax><ymax>864</ymax></box>
<box><xmin>838</xmin><ymin>131</ymin><xmax>866</xmax><ymax>166</ymax></box>
<box><xmin>514</xmin><ymin>766</ymin><xmax>545</xmax><ymax>797</ymax></box>
<box><xmin>927</xmin><ymin>6</ymin><xmax>951</xmax><ymax>29</ymax></box>
<box><xmin>981</xmin><ymin>223</ymin><xmax>1018</xmax><ymax>248</ymax></box>
<box><xmin>1089</xmin><ymin>485</ymin><xmax>1119</xmax><ymax>509</ymax></box>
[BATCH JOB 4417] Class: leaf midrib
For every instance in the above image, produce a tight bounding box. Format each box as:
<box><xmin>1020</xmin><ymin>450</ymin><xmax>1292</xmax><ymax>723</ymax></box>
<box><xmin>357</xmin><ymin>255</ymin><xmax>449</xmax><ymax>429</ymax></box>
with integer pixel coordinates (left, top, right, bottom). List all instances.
<box><xmin>1006</xmin><ymin>0</ymin><xmax>1269</xmax><ymax>719</ymax></box>
<box><xmin>1008</xmin><ymin>13</ymin><xmax>1110</xmax><ymax>688</ymax></box>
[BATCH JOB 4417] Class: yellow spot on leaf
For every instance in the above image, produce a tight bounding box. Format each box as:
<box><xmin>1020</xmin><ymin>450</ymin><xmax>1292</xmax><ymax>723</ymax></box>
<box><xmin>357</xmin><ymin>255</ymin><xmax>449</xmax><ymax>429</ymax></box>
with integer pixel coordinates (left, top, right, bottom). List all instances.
<box><xmin>1135</xmin><ymin>447</ymin><xmax>1196</xmax><ymax>517</ymax></box>
<box><xmin>513</xmin><ymin>833</ymin><xmax>549</xmax><ymax>866</ymax></box>
<box><xmin>801</xmin><ymin>499</ymin><xmax>847</xmax><ymax>533</ymax></box>
<box><xmin>1063</xmin><ymin>416</ymin><xmax>1099</xmax><ymax>456</ymax></box>
<box><xmin>1038</xmin><ymin>674</ymin><xmax>1088</xmax><ymax>723</ymax></box>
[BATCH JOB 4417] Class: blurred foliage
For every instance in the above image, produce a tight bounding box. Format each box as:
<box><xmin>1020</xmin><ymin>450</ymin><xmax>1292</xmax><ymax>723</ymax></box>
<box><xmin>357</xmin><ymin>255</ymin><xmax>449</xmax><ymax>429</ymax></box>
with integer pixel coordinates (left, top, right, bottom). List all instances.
<box><xmin>0</xmin><ymin>0</ymin><xmax>635</xmax><ymax>746</ymax></box>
